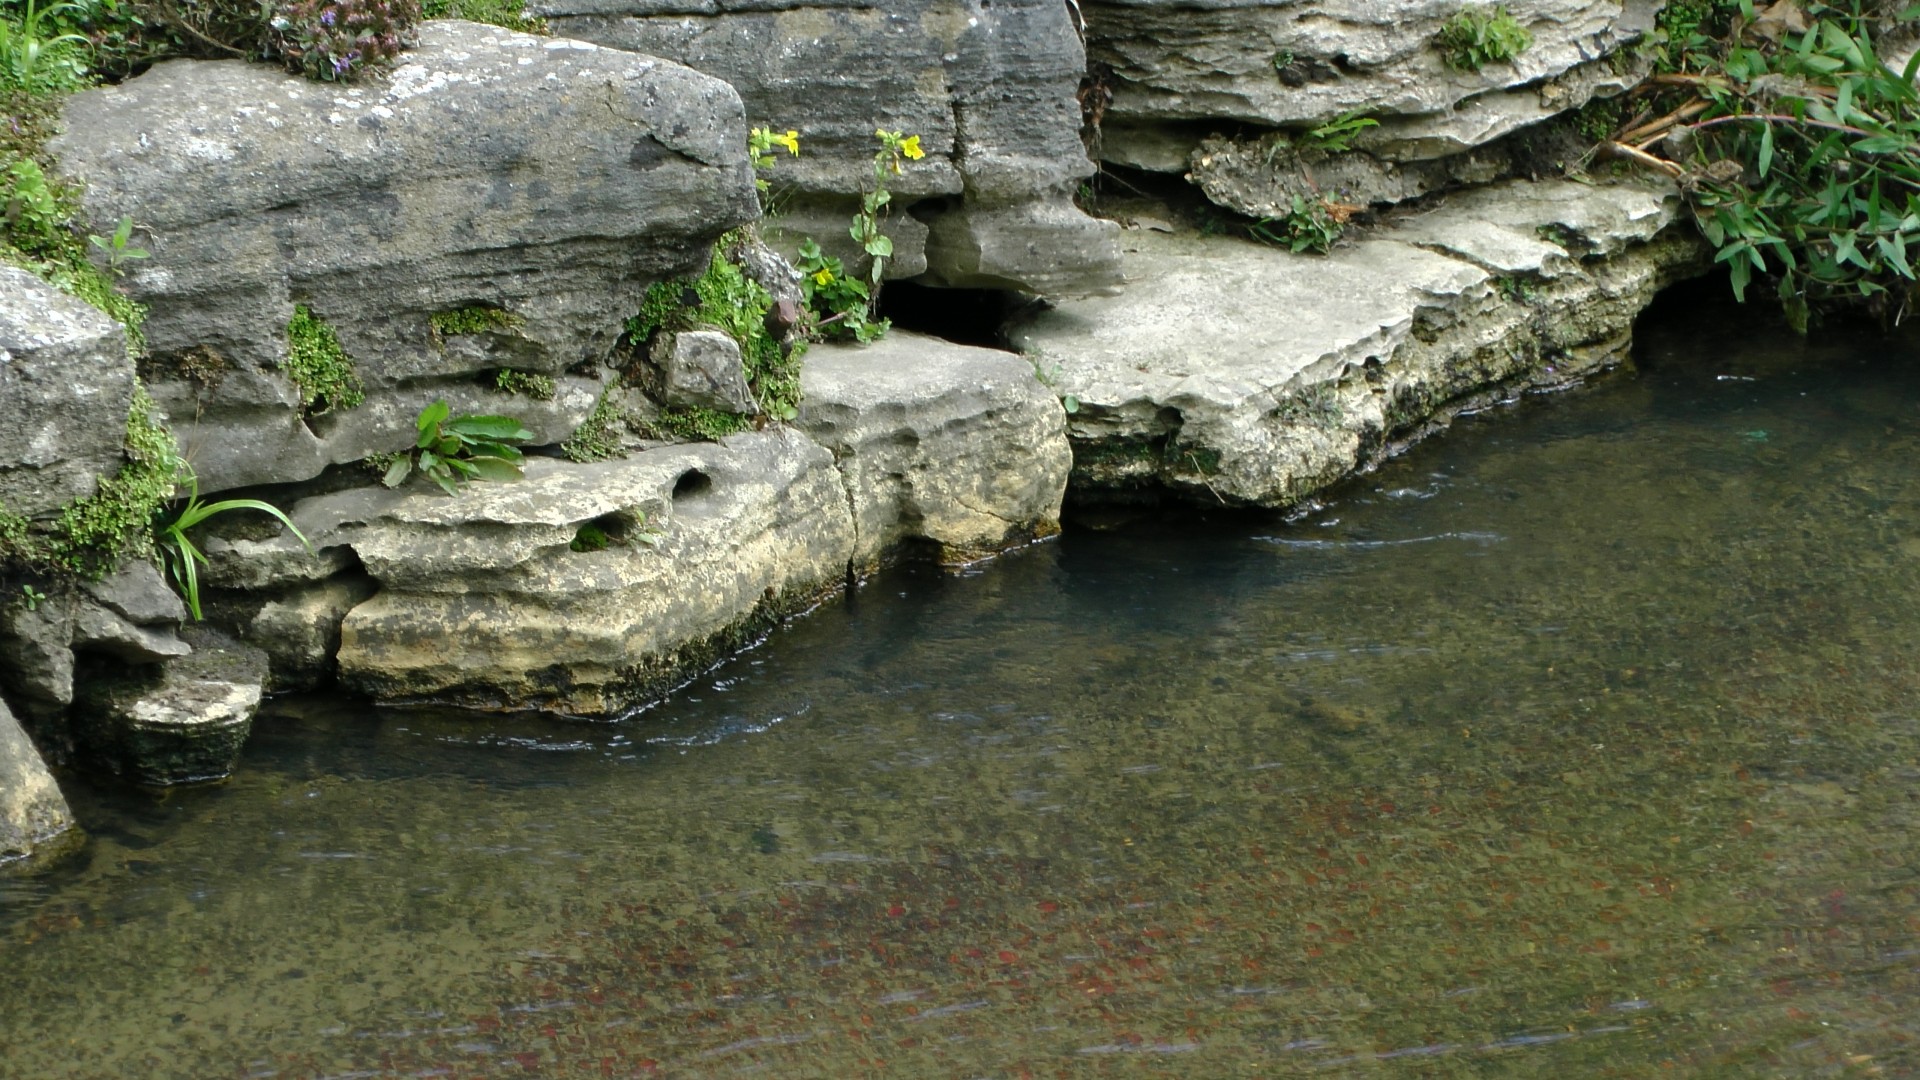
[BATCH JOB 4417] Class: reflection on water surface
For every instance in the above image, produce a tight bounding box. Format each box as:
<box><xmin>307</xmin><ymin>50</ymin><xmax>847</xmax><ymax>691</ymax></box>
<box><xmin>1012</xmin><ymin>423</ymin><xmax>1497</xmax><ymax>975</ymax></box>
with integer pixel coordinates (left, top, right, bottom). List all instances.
<box><xmin>7</xmin><ymin>292</ymin><xmax>1920</xmax><ymax>1077</ymax></box>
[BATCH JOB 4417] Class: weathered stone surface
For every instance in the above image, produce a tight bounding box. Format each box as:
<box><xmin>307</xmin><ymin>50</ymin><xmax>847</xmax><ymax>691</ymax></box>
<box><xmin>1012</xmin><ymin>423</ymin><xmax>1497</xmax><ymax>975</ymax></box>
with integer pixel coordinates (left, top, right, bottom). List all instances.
<box><xmin>0</xmin><ymin>265</ymin><xmax>135</xmax><ymax>518</ymax></box>
<box><xmin>651</xmin><ymin>330</ymin><xmax>757</xmax><ymax>413</ymax></box>
<box><xmin>207</xmin><ymin>573</ymin><xmax>380</xmax><ymax>692</ymax></box>
<box><xmin>197</xmin><ymin>337</ymin><xmax>1072</xmax><ymax>710</ymax></box>
<box><xmin>539</xmin><ymin>0</ymin><xmax>1123</xmax><ymax>295</ymax></box>
<box><xmin>1007</xmin><ymin>178</ymin><xmax>1708</xmax><ymax>506</ymax></box>
<box><xmin>1188</xmin><ymin>134</ymin><xmax>1514</xmax><ymax>219</ymax></box>
<box><xmin>0</xmin><ymin>696</ymin><xmax>76</xmax><ymax>865</ymax></box>
<box><xmin>72</xmin><ymin>603</ymin><xmax>190</xmax><ymax>662</ymax></box>
<box><xmin>1086</xmin><ymin>0</ymin><xmax>1657</xmax><ymax>159</ymax></box>
<box><xmin>329</xmin><ymin>430</ymin><xmax>857</xmax><ymax>712</ymax></box>
<box><xmin>49</xmin><ymin>20</ymin><xmax>758</xmax><ymax>493</ymax></box>
<box><xmin>74</xmin><ymin>630</ymin><xmax>269</xmax><ymax>785</ymax></box>
<box><xmin>81</xmin><ymin>559</ymin><xmax>185</xmax><ymax>626</ymax></box>
<box><xmin>0</xmin><ymin>588</ymin><xmax>77</xmax><ymax>722</ymax></box>
<box><xmin>797</xmin><ymin>331</ymin><xmax>1069</xmax><ymax>564</ymax></box>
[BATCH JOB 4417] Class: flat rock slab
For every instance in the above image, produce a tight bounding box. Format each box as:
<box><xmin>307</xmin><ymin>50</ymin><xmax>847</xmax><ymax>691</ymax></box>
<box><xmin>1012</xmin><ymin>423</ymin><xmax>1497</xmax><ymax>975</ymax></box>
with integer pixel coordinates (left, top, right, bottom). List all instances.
<box><xmin>1086</xmin><ymin>0</ymin><xmax>1657</xmax><ymax>160</ymax></box>
<box><xmin>74</xmin><ymin>631</ymin><xmax>270</xmax><ymax>786</ymax></box>
<box><xmin>210</xmin><ymin>333</ymin><xmax>1069</xmax><ymax>713</ymax></box>
<box><xmin>1009</xmin><ymin>178</ymin><xmax>1706</xmax><ymax>506</ymax></box>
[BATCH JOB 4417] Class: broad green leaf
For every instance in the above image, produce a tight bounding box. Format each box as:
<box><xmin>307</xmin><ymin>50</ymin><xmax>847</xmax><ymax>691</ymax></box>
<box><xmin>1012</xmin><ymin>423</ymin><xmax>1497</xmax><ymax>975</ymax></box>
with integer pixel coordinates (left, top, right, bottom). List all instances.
<box><xmin>465</xmin><ymin>456</ymin><xmax>525</xmax><ymax>482</ymax></box>
<box><xmin>444</xmin><ymin>415</ymin><xmax>534</xmax><ymax>441</ymax></box>
<box><xmin>417</xmin><ymin>399</ymin><xmax>450</xmax><ymax>440</ymax></box>
<box><xmin>383</xmin><ymin>457</ymin><xmax>413</xmax><ymax>488</ymax></box>
<box><xmin>1758</xmin><ymin>123</ymin><xmax>1774</xmax><ymax>178</ymax></box>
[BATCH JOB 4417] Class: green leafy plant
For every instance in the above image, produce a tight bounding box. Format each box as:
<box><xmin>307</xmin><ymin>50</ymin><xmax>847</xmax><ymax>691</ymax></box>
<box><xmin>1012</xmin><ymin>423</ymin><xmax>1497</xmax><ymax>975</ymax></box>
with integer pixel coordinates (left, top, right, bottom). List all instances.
<box><xmin>3</xmin><ymin>158</ymin><xmax>65</xmax><ymax>255</ymax></box>
<box><xmin>748</xmin><ymin>125</ymin><xmax>799</xmax><ymax>201</ymax></box>
<box><xmin>0</xmin><ymin>0</ymin><xmax>90</xmax><ymax>92</ymax></box>
<box><xmin>796</xmin><ymin>237</ymin><xmax>885</xmax><ymax>343</ymax></box>
<box><xmin>382</xmin><ymin>399</ymin><xmax>531</xmax><ymax>494</ymax></box>
<box><xmin>154</xmin><ymin>467</ymin><xmax>311</xmax><ymax>620</ymax></box>
<box><xmin>1609</xmin><ymin>0</ymin><xmax>1920</xmax><ymax>327</ymax></box>
<box><xmin>284</xmin><ymin>304</ymin><xmax>365</xmax><ymax>415</ymax></box>
<box><xmin>1250</xmin><ymin>194</ymin><xmax>1349</xmax><ymax>254</ymax></box>
<box><xmin>1436</xmin><ymin>6</ymin><xmax>1532</xmax><ymax>71</ymax></box>
<box><xmin>19</xmin><ymin>582</ymin><xmax>46</xmax><ymax>611</ymax></box>
<box><xmin>1299</xmin><ymin>111</ymin><xmax>1379</xmax><ymax>153</ymax></box>
<box><xmin>88</xmin><ymin>214</ymin><xmax>148</xmax><ymax>276</ymax></box>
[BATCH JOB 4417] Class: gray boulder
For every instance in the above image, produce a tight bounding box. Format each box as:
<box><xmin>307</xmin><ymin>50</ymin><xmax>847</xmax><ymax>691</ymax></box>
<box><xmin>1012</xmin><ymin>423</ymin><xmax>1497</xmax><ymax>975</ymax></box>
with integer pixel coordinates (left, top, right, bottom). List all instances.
<box><xmin>650</xmin><ymin>330</ymin><xmax>758</xmax><ymax>414</ymax></box>
<box><xmin>538</xmin><ymin>0</ymin><xmax>1123</xmax><ymax>296</ymax></box>
<box><xmin>1</xmin><ymin>696</ymin><xmax>76</xmax><ymax>865</ymax></box>
<box><xmin>1008</xmin><ymin>178</ymin><xmax>1708</xmax><ymax>506</ymax></box>
<box><xmin>49</xmin><ymin>21</ymin><xmax>759</xmax><ymax>494</ymax></box>
<box><xmin>73</xmin><ymin>629</ymin><xmax>269</xmax><ymax>785</ymax></box>
<box><xmin>1086</xmin><ymin>0</ymin><xmax>1657</xmax><ymax>160</ymax></box>
<box><xmin>0</xmin><ymin>265</ymin><xmax>136</xmax><ymax>518</ymax></box>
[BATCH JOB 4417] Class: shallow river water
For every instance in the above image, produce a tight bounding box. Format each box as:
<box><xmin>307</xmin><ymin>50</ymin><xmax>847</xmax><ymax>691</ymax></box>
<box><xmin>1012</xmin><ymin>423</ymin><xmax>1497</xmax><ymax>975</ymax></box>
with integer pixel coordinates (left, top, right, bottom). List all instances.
<box><xmin>8</xmin><ymin>291</ymin><xmax>1920</xmax><ymax>1077</ymax></box>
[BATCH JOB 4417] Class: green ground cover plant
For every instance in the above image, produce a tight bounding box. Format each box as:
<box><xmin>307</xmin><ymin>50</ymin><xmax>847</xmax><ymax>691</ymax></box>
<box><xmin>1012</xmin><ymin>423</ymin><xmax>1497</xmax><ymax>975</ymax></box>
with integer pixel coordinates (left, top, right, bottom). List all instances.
<box><xmin>1605</xmin><ymin>0</ymin><xmax>1920</xmax><ymax>327</ymax></box>
<box><xmin>1437</xmin><ymin>5</ymin><xmax>1533</xmax><ymax>71</ymax></box>
<box><xmin>284</xmin><ymin>305</ymin><xmax>365</xmax><ymax>415</ymax></box>
<box><xmin>383</xmin><ymin>399</ymin><xmax>531</xmax><ymax>494</ymax></box>
<box><xmin>154</xmin><ymin>466</ymin><xmax>310</xmax><ymax>619</ymax></box>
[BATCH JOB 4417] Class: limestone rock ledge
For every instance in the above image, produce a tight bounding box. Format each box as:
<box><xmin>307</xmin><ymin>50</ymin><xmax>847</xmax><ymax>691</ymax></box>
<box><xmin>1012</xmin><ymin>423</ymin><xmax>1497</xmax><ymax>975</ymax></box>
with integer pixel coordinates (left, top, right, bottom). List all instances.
<box><xmin>202</xmin><ymin>334</ymin><xmax>1069</xmax><ymax>714</ymax></box>
<box><xmin>1008</xmin><ymin>178</ymin><xmax>1710</xmax><ymax>507</ymax></box>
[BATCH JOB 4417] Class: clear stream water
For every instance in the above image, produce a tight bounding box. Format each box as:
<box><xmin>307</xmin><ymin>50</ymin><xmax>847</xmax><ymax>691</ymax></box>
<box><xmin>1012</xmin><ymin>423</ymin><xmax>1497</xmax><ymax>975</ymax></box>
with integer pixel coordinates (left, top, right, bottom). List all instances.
<box><xmin>7</xmin><ymin>290</ymin><xmax>1920</xmax><ymax>1078</ymax></box>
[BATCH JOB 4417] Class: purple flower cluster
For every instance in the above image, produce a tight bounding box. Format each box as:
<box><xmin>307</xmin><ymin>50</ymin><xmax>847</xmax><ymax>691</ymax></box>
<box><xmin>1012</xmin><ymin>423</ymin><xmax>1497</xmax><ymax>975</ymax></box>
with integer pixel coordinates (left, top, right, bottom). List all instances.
<box><xmin>270</xmin><ymin>0</ymin><xmax>420</xmax><ymax>82</ymax></box>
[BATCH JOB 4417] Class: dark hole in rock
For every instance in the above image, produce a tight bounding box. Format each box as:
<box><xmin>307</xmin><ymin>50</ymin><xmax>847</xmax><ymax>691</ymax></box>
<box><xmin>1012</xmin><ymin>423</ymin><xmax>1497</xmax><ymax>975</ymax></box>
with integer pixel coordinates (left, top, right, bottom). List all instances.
<box><xmin>875</xmin><ymin>282</ymin><xmax>1026</xmax><ymax>350</ymax></box>
<box><xmin>672</xmin><ymin>469</ymin><xmax>712</xmax><ymax>501</ymax></box>
<box><xmin>571</xmin><ymin>510</ymin><xmax>648</xmax><ymax>553</ymax></box>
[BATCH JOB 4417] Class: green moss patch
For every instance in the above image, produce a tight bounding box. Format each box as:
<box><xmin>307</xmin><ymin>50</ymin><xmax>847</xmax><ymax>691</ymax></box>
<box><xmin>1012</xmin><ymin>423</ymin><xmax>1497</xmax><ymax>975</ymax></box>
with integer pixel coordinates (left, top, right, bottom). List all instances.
<box><xmin>492</xmin><ymin>368</ymin><xmax>556</xmax><ymax>400</ymax></box>
<box><xmin>432</xmin><ymin>305</ymin><xmax>525</xmax><ymax>337</ymax></box>
<box><xmin>561</xmin><ymin>385</ymin><xmax>627</xmax><ymax>463</ymax></box>
<box><xmin>285</xmin><ymin>305</ymin><xmax>365</xmax><ymax>416</ymax></box>
<box><xmin>626</xmin><ymin>235</ymin><xmax>806</xmax><ymax>430</ymax></box>
<box><xmin>0</xmin><ymin>383</ymin><xmax>182</xmax><ymax>578</ymax></box>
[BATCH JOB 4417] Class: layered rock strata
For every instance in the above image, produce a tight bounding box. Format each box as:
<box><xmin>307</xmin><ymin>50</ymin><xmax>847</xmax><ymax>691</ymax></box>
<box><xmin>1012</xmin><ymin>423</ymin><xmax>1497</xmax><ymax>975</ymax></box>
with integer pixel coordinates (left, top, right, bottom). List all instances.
<box><xmin>534</xmin><ymin>0</ymin><xmax>1124</xmax><ymax>296</ymax></box>
<box><xmin>1009</xmin><ymin>178</ymin><xmax>1708</xmax><ymax>506</ymax></box>
<box><xmin>48</xmin><ymin>21</ymin><xmax>759</xmax><ymax>494</ymax></box>
<box><xmin>198</xmin><ymin>333</ymin><xmax>1070</xmax><ymax>713</ymax></box>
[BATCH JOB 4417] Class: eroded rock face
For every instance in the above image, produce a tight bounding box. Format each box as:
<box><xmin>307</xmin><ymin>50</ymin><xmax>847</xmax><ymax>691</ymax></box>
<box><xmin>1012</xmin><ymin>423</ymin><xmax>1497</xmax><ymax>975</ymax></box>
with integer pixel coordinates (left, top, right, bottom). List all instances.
<box><xmin>1086</xmin><ymin>0</ymin><xmax>1657</xmax><ymax>161</ymax></box>
<box><xmin>1008</xmin><ymin>179</ymin><xmax>1709</xmax><ymax>506</ymax></box>
<box><xmin>797</xmin><ymin>331</ymin><xmax>1070</xmax><ymax>565</ymax></box>
<box><xmin>0</xmin><ymin>696</ymin><xmax>76</xmax><ymax>865</ymax></box>
<box><xmin>73</xmin><ymin>629</ymin><xmax>269</xmax><ymax>786</ymax></box>
<box><xmin>200</xmin><ymin>333</ymin><xmax>1069</xmax><ymax>713</ymax></box>
<box><xmin>48</xmin><ymin>21</ymin><xmax>759</xmax><ymax>494</ymax></box>
<box><xmin>0</xmin><ymin>266</ymin><xmax>135</xmax><ymax>518</ymax></box>
<box><xmin>536</xmin><ymin>0</ymin><xmax>1123</xmax><ymax>296</ymax></box>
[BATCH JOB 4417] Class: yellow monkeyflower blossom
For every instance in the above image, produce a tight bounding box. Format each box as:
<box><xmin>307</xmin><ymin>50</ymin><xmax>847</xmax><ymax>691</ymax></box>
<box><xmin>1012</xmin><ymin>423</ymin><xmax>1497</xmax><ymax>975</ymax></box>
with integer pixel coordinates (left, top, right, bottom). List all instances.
<box><xmin>775</xmin><ymin>129</ymin><xmax>800</xmax><ymax>155</ymax></box>
<box><xmin>900</xmin><ymin>134</ymin><xmax>925</xmax><ymax>160</ymax></box>
<box><xmin>812</xmin><ymin>267</ymin><xmax>835</xmax><ymax>286</ymax></box>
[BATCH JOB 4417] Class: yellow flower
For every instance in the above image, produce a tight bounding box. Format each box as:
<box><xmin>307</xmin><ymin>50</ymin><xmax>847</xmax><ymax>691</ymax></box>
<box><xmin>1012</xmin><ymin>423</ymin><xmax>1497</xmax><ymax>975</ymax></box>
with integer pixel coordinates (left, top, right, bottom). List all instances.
<box><xmin>776</xmin><ymin>129</ymin><xmax>800</xmax><ymax>155</ymax></box>
<box><xmin>812</xmin><ymin>267</ymin><xmax>834</xmax><ymax>286</ymax></box>
<box><xmin>900</xmin><ymin>135</ymin><xmax>925</xmax><ymax>160</ymax></box>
